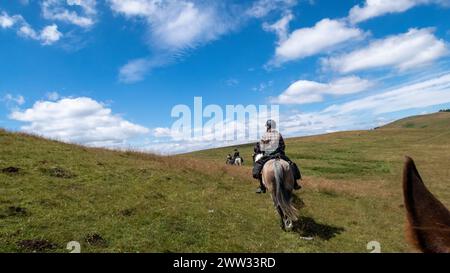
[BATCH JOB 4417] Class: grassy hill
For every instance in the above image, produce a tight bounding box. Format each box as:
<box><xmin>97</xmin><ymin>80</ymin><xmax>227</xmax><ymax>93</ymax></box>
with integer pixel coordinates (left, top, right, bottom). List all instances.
<box><xmin>1</xmin><ymin>112</ymin><xmax>449</xmax><ymax>253</ymax></box>
<box><xmin>381</xmin><ymin>112</ymin><xmax>450</xmax><ymax>130</ymax></box>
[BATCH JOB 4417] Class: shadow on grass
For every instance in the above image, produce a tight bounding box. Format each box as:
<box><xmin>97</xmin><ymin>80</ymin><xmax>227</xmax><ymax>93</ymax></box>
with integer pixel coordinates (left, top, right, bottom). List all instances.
<box><xmin>292</xmin><ymin>217</ymin><xmax>345</xmax><ymax>240</ymax></box>
<box><xmin>291</xmin><ymin>195</ymin><xmax>345</xmax><ymax>240</ymax></box>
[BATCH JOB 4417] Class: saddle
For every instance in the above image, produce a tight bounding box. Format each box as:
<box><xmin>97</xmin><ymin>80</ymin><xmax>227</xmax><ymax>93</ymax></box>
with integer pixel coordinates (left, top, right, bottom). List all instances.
<box><xmin>253</xmin><ymin>152</ymin><xmax>301</xmax><ymax>180</ymax></box>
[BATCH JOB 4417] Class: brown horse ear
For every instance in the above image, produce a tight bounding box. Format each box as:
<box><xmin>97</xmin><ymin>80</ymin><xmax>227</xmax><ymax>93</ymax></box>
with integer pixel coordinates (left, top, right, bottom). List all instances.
<box><xmin>403</xmin><ymin>156</ymin><xmax>450</xmax><ymax>253</ymax></box>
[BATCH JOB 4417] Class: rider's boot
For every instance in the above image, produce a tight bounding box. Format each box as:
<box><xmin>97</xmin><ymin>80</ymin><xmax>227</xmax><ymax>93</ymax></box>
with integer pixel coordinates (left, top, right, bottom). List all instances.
<box><xmin>294</xmin><ymin>180</ymin><xmax>302</xmax><ymax>190</ymax></box>
<box><xmin>256</xmin><ymin>177</ymin><xmax>266</xmax><ymax>194</ymax></box>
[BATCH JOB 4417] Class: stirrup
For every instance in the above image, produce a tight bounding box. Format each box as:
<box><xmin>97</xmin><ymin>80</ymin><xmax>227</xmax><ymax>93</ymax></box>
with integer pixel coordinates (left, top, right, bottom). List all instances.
<box><xmin>256</xmin><ymin>187</ymin><xmax>266</xmax><ymax>194</ymax></box>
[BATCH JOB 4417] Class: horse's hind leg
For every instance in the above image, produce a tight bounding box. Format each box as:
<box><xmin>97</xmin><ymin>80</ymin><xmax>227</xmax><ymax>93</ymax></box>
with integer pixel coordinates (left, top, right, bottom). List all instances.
<box><xmin>283</xmin><ymin>216</ymin><xmax>293</xmax><ymax>231</ymax></box>
<box><xmin>276</xmin><ymin>205</ymin><xmax>286</xmax><ymax>230</ymax></box>
<box><xmin>273</xmin><ymin>205</ymin><xmax>292</xmax><ymax>231</ymax></box>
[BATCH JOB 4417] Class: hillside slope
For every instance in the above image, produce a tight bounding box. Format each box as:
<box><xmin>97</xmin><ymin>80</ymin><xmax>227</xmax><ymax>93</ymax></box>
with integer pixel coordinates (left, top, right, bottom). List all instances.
<box><xmin>381</xmin><ymin>112</ymin><xmax>450</xmax><ymax>130</ymax></box>
<box><xmin>190</xmin><ymin>112</ymin><xmax>450</xmax><ymax>252</ymax></box>
<box><xmin>1</xmin><ymin>112</ymin><xmax>449</xmax><ymax>253</ymax></box>
<box><xmin>1</xmin><ymin>130</ymin><xmax>286</xmax><ymax>253</ymax></box>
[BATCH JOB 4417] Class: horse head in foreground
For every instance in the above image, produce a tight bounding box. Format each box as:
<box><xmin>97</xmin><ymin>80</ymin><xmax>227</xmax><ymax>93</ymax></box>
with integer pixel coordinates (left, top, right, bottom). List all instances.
<box><xmin>261</xmin><ymin>157</ymin><xmax>298</xmax><ymax>231</ymax></box>
<box><xmin>403</xmin><ymin>156</ymin><xmax>450</xmax><ymax>253</ymax></box>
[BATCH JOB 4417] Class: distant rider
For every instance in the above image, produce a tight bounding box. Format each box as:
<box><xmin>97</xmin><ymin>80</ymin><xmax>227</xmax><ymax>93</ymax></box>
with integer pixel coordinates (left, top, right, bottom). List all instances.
<box><xmin>232</xmin><ymin>148</ymin><xmax>241</xmax><ymax>164</ymax></box>
<box><xmin>252</xmin><ymin>120</ymin><xmax>302</xmax><ymax>194</ymax></box>
<box><xmin>226</xmin><ymin>154</ymin><xmax>233</xmax><ymax>164</ymax></box>
<box><xmin>233</xmin><ymin>149</ymin><xmax>240</xmax><ymax>159</ymax></box>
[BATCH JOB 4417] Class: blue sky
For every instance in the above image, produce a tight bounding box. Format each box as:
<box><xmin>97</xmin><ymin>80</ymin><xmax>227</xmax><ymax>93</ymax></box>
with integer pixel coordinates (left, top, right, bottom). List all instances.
<box><xmin>1</xmin><ymin>0</ymin><xmax>450</xmax><ymax>154</ymax></box>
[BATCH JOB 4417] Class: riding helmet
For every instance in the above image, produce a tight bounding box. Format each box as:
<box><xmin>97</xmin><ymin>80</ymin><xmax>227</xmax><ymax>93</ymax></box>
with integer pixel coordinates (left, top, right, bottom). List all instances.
<box><xmin>266</xmin><ymin>119</ymin><xmax>276</xmax><ymax>129</ymax></box>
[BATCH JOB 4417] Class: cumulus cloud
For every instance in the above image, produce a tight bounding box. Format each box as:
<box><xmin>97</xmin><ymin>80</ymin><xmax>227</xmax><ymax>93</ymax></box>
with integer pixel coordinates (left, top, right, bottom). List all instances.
<box><xmin>324</xmin><ymin>28</ymin><xmax>448</xmax><ymax>73</ymax></box>
<box><xmin>0</xmin><ymin>11</ymin><xmax>20</xmax><ymax>28</ymax></box>
<box><xmin>39</xmin><ymin>24</ymin><xmax>63</xmax><ymax>45</ymax></box>
<box><xmin>324</xmin><ymin>72</ymin><xmax>450</xmax><ymax>115</ymax></box>
<box><xmin>18</xmin><ymin>23</ymin><xmax>63</xmax><ymax>45</ymax></box>
<box><xmin>274</xmin><ymin>76</ymin><xmax>373</xmax><ymax>105</ymax></box>
<box><xmin>268</xmin><ymin>18</ymin><xmax>364</xmax><ymax>66</ymax></box>
<box><xmin>281</xmin><ymin>111</ymin><xmax>357</xmax><ymax>137</ymax></box>
<box><xmin>146</xmin><ymin>106</ymin><xmax>363</xmax><ymax>155</ymax></box>
<box><xmin>148</xmin><ymin>104</ymin><xmax>280</xmax><ymax>154</ymax></box>
<box><xmin>348</xmin><ymin>0</ymin><xmax>450</xmax><ymax>24</ymax></box>
<box><xmin>1</xmin><ymin>11</ymin><xmax>62</xmax><ymax>45</ymax></box>
<box><xmin>41</xmin><ymin>0</ymin><xmax>97</xmax><ymax>28</ymax></box>
<box><xmin>147</xmin><ymin>72</ymin><xmax>450</xmax><ymax>154</ymax></box>
<box><xmin>10</xmin><ymin>97</ymin><xmax>150</xmax><ymax>147</ymax></box>
<box><xmin>277</xmin><ymin>72</ymin><xmax>450</xmax><ymax>142</ymax></box>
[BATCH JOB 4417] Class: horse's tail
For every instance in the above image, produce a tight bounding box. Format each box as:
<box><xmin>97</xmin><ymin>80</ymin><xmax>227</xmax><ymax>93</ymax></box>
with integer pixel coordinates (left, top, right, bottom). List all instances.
<box><xmin>273</xmin><ymin>159</ymin><xmax>298</xmax><ymax>221</ymax></box>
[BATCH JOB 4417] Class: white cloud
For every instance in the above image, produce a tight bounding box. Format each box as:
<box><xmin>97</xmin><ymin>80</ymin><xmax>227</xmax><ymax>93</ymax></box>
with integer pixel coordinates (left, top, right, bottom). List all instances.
<box><xmin>277</xmin><ymin>72</ymin><xmax>450</xmax><ymax>140</ymax></box>
<box><xmin>274</xmin><ymin>76</ymin><xmax>373</xmax><ymax>105</ymax></box>
<box><xmin>247</xmin><ymin>0</ymin><xmax>297</xmax><ymax>18</ymax></box>
<box><xmin>348</xmin><ymin>0</ymin><xmax>449</xmax><ymax>24</ymax></box>
<box><xmin>145</xmin><ymin>106</ymin><xmax>360</xmax><ymax>154</ymax></box>
<box><xmin>42</xmin><ymin>0</ymin><xmax>97</xmax><ymax>28</ymax></box>
<box><xmin>18</xmin><ymin>23</ymin><xmax>62</xmax><ymax>45</ymax></box>
<box><xmin>150</xmin><ymin>72</ymin><xmax>450</xmax><ymax>154</ymax></box>
<box><xmin>324</xmin><ymin>28</ymin><xmax>448</xmax><ymax>73</ymax></box>
<box><xmin>324</xmin><ymin>72</ymin><xmax>450</xmax><ymax>115</ymax></box>
<box><xmin>263</xmin><ymin>12</ymin><xmax>293</xmax><ymax>43</ymax></box>
<box><xmin>109</xmin><ymin>0</ymin><xmax>236</xmax><ymax>51</ymax></box>
<box><xmin>141</xmin><ymin>139</ymin><xmax>239</xmax><ymax>155</ymax></box>
<box><xmin>110</xmin><ymin>0</ymin><xmax>243</xmax><ymax>83</ymax></box>
<box><xmin>148</xmin><ymin>105</ymin><xmax>280</xmax><ymax>154</ymax></box>
<box><xmin>46</xmin><ymin>91</ymin><xmax>60</xmax><ymax>101</ymax></box>
<box><xmin>1</xmin><ymin>11</ymin><xmax>62</xmax><ymax>45</ymax></box>
<box><xmin>145</xmin><ymin>72</ymin><xmax>450</xmax><ymax>154</ymax></box>
<box><xmin>40</xmin><ymin>24</ymin><xmax>63</xmax><ymax>45</ymax></box>
<box><xmin>0</xmin><ymin>11</ymin><xmax>20</xmax><ymax>28</ymax></box>
<box><xmin>108</xmin><ymin>0</ymin><xmax>158</xmax><ymax>16</ymax></box>
<box><xmin>18</xmin><ymin>24</ymin><xmax>38</xmax><ymax>39</ymax></box>
<box><xmin>10</xmin><ymin>97</ymin><xmax>150</xmax><ymax>147</ymax></box>
<box><xmin>269</xmin><ymin>18</ymin><xmax>364</xmax><ymax>66</ymax></box>
<box><xmin>153</xmin><ymin>127</ymin><xmax>173</xmax><ymax>138</ymax></box>
<box><xmin>280</xmin><ymin>110</ymin><xmax>357</xmax><ymax>137</ymax></box>
<box><xmin>2</xmin><ymin>94</ymin><xmax>25</xmax><ymax>106</ymax></box>
<box><xmin>119</xmin><ymin>58</ymin><xmax>152</xmax><ymax>83</ymax></box>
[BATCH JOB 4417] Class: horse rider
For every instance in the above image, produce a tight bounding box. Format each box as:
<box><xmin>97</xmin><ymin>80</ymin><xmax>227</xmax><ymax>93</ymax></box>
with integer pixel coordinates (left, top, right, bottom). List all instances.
<box><xmin>226</xmin><ymin>154</ymin><xmax>233</xmax><ymax>164</ymax></box>
<box><xmin>232</xmin><ymin>148</ymin><xmax>240</xmax><ymax>163</ymax></box>
<box><xmin>252</xmin><ymin>119</ymin><xmax>302</xmax><ymax>194</ymax></box>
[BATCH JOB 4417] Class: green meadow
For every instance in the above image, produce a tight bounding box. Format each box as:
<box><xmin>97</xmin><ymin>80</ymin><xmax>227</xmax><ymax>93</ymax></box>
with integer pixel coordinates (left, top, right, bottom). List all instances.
<box><xmin>1</xmin><ymin>112</ymin><xmax>449</xmax><ymax>252</ymax></box>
